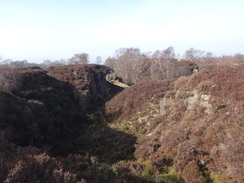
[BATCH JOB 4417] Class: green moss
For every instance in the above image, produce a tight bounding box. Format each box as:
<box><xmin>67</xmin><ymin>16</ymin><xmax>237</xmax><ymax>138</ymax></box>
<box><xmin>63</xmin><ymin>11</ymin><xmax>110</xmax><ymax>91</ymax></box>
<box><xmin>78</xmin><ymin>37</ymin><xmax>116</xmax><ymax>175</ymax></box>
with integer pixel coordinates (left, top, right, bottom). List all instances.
<box><xmin>117</xmin><ymin>160</ymin><xmax>127</xmax><ymax>166</ymax></box>
<box><xmin>159</xmin><ymin>165</ymin><xmax>184</xmax><ymax>183</ymax></box>
<box><xmin>136</xmin><ymin>158</ymin><xmax>184</xmax><ymax>183</ymax></box>
<box><xmin>136</xmin><ymin>158</ymin><xmax>153</xmax><ymax>179</ymax></box>
<box><xmin>210</xmin><ymin>171</ymin><xmax>232</xmax><ymax>183</ymax></box>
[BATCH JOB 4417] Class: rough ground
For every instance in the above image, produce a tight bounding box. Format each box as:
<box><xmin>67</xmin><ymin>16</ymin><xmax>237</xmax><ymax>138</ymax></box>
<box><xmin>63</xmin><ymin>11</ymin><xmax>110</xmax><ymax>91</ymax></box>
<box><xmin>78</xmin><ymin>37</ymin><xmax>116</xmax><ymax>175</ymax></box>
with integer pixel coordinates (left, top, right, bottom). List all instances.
<box><xmin>0</xmin><ymin>64</ymin><xmax>243</xmax><ymax>183</ymax></box>
<box><xmin>105</xmin><ymin>65</ymin><xmax>244</xmax><ymax>183</ymax></box>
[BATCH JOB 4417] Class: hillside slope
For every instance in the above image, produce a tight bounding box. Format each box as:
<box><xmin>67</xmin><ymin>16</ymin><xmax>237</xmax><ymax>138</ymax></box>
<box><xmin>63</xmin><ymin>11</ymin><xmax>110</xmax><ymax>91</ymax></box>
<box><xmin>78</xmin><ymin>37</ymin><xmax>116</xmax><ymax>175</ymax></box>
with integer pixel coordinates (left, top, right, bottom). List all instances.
<box><xmin>0</xmin><ymin>64</ymin><xmax>146</xmax><ymax>183</ymax></box>
<box><xmin>47</xmin><ymin>64</ymin><xmax>122</xmax><ymax>111</ymax></box>
<box><xmin>0</xmin><ymin>64</ymin><xmax>243</xmax><ymax>182</ymax></box>
<box><xmin>1</xmin><ymin>64</ymin><xmax>122</xmax><ymax>153</ymax></box>
<box><xmin>105</xmin><ymin>65</ymin><xmax>244</xmax><ymax>182</ymax></box>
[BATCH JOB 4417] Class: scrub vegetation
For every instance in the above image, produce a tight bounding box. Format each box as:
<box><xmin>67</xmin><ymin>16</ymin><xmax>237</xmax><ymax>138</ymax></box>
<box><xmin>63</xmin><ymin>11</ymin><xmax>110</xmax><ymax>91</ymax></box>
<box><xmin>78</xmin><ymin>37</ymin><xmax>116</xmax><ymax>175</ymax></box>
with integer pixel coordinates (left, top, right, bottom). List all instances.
<box><xmin>0</xmin><ymin>47</ymin><xmax>243</xmax><ymax>182</ymax></box>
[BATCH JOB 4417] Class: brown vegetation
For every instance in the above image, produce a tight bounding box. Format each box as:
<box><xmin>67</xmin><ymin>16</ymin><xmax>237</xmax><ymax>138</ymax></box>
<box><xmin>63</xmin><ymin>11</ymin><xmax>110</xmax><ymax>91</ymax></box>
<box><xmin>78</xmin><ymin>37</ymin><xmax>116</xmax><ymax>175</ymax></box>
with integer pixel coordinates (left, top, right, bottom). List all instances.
<box><xmin>0</xmin><ymin>64</ymin><xmax>122</xmax><ymax>152</ymax></box>
<box><xmin>1</xmin><ymin>62</ymin><xmax>243</xmax><ymax>182</ymax></box>
<box><xmin>105</xmin><ymin>79</ymin><xmax>174</xmax><ymax>122</ymax></box>
<box><xmin>0</xmin><ymin>67</ymin><xmax>22</xmax><ymax>91</ymax></box>
<box><xmin>0</xmin><ymin>69</ymin><xmax>91</xmax><ymax>152</ymax></box>
<box><xmin>48</xmin><ymin>64</ymin><xmax>122</xmax><ymax>111</ymax></box>
<box><xmin>105</xmin><ymin>65</ymin><xmax>244</xmax><ymax>182</ymax></box>
<box><xmin>0</xmin><ymin>64</ymin><xmax>147</xmax><ymax>182</ymax></box>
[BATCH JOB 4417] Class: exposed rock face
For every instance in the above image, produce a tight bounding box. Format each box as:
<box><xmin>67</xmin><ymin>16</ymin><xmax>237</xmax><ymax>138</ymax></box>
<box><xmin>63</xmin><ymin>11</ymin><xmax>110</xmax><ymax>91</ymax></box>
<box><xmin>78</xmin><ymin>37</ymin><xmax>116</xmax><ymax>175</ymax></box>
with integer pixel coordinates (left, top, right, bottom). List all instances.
<box><xmin>0</xmin><ymin>65</ymin><xmax>140</xmax><ymax>183</ymax></box>
<box><xmin>48</xmin><ymin>64</ymin><xmax>122</xmax><ymax>111</ymax></box>
<box><xmin>0</xmin><ymin>64</ymin><xmax>122</xmax><ymax>151</ymax></box>
<box><xmin>105</xmin><ymin>72</ymin><xmax>123</xmax><ymax>83</ymax></box>
<box><xmin>0</xmin><ymin>70</ymin><xmax>89</xmax><ymax>150</ymax></box>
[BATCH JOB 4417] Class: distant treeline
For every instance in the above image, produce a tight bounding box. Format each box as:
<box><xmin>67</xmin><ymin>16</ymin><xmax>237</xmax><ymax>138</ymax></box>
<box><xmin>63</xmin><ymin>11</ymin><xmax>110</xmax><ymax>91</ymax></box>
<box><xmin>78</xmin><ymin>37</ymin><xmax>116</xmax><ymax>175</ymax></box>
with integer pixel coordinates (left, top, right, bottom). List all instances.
<box><xmin>104</xmin><ymin>47</ymin><xmax>244</xmax><ymax>84</ymax></box>
<box><xmin>1</xmin><ymin>47</ymin><xmax>243</xmax><ymax>85</ymax></box>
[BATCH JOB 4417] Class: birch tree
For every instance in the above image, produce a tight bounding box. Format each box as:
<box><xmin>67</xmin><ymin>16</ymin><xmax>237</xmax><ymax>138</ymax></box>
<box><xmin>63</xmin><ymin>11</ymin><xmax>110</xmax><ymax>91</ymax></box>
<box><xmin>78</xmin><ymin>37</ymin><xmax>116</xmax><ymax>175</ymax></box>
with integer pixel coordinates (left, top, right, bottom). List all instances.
<box><xmin>69</xmin><ymin>53</ymin><xmax>89</xmax><ymax>64</ymax></box>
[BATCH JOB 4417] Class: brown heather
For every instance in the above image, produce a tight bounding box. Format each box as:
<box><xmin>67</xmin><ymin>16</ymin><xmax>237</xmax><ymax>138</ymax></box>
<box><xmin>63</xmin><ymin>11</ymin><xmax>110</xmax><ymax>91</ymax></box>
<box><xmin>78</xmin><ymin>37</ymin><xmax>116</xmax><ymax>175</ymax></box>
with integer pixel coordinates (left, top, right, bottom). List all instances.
<box><xmin>105</xmin><ymin>79</ymin><xmax>175</xmax><ymax>122</ymax></box>
<box><xmin>0</xmin><ymin>64</ymin><xmax>243</xmax><ymax>183</ymax></box>
<box><xmin>105</xmin><ymin>65</ymin><xmax>244</xmax><ymax>183</ymax></box>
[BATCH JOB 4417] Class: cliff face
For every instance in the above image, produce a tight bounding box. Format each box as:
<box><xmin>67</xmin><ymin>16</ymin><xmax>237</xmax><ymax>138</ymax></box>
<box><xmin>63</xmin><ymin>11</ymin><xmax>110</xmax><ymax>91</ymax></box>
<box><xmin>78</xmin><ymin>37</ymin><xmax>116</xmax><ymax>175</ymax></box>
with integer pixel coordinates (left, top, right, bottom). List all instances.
<box><xmin>105</xmin><ymin>65</ymin><xmax>244</xmax><ymax>183</ymax></box>
<box><xmin>0</xmin><ymin>64</ymin><xmax>122</xmax><ymax>151</ymax></box>
<box><xmin>1</xmin><ymin>70</ymin><xmax>86</xmax><ymax>150</ymax></box>
<box><xmin>47</xmin><ymin>64</ymin><xmax>122</xmax><ymax>111</ymax></box>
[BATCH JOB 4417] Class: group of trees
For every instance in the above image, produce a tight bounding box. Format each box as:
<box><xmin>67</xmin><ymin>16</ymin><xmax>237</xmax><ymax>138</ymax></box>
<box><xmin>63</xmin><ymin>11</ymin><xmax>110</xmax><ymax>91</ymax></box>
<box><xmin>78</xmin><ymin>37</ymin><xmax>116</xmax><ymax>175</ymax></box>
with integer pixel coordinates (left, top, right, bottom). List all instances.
<box><xmin>105</xmin><ymin>48</ymin><xmax>150</xmax><ymax>84</ymax></box>
<box><xmin>183</xmin><ymin>48</ymin><xmax>244</xmax><ymax>66</ymax></box>
<box><xmin>67</xmin><ymin>53</ymin><xmax>102</xmax><ymax>65</ymax></box>
<box><xmin>105</xmin><ymin>47</ymin><xmax>244</xmax><ymax>84</ymax></box>
<box><xmin>1</xmin><ymin>47</ymin><xmax>243</xmax><ymax>86</ymax></box>
<box><xmin>68</xmin><ymin>53</ymin><xmax>89</xmax><ymax>64</ymax></box>
<box><xmin>105</xmin><ymin>47</ymin><xmax>184</xmax><ymax>84</ymax></box>
<box><xmin>0</xmin><ymin>52</ymin><xmax>102</xmax><ymax>69</ymax></box>
<box><xmin>150</xmin><ymin>47</ymin><xmax>183</xmax><ymax>80</ymax></box>
<box><xmin>105</xmin><ymin>47</ymin><xmax>195</xmax><ymax>84</ymax></box>
<box><xmin>36</xmin><ymin>53</ymin><xmax>91</xmax><ymax>68</ymax></box>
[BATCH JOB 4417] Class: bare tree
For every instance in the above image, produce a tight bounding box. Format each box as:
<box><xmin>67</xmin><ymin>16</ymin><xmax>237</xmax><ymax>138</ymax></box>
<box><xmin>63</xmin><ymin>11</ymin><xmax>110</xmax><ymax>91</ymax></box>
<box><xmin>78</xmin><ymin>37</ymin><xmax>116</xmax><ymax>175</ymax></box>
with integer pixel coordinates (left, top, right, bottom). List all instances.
<box><xmin>115</xmin><ymin>48</ymin><xmax>133</xmax><ymax>84</ymax></box>
<box><xmin>150</xmin><ymin>59</ymin><xmax>161</xmax><ymax>80</ymax></box>
<box><xmin>183</xmin><ymin>48</ymin><xmax>218</xmax><ymax>68</ymax></box>
<box><xmin>152</xmin><ymin>47</ymin><xmax>175</xmax><ymax>59</ymax></box>
<box><xmin>104</xmin><ymin>57</ymin><xmax>116</xmax><ymax>69</ymax></box>
<box><xmin>233</xmin><ymin>53</ymin><xmax>244</xmax><ymax>64</ymax></box>
<box><xmin>69</xmin><ymin>53</ymin><xmax>89</xmax><ymax>64</ymax></box>
<box><xmin>114</xmin><ymin>48</ymin><xmax>147</xmax><ymax>84</ymax></box>
<box><xmin>151</xmin><ymin>47</ymin><xmax>176</xmax><ymax>80</ymax></box>
<box><xmin>105</xmin><ymin>48</ymin><xmax>148</xmax><ymax>84</ymax></box>
<box><xmin>162</xmin><ymin>46</ymin><xmax>176</xmax><ymax>59</ymax></box>
<box><xmin>183</xmin><ymin>48</ymin><xmax>205</xmax><ymax>61</ymax></box>
<box><xmin>202</xmin><ymin>51</ymin><xmax>216</xmax><ymax>68</ymax></box>
<box><xmin>96</xmin><ymin>56</ymin><xmax>102</xmax><ymax>65</ymax></box>
<box><xmin>219</xmin><ymin>55</ymin><xmax>235</xmax><ymax>66</ymax></box>
<box><xmin>59</xmin><ymin>58</ymin><xmax>67</xmax><ymax>65</ymax></box>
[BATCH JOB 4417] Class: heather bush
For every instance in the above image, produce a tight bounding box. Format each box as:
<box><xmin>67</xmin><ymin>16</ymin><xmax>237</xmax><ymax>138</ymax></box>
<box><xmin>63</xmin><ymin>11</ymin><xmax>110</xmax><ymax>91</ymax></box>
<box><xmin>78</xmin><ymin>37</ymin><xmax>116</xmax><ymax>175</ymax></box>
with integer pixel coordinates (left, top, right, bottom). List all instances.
<box><xmin>0</xmin><ymin>146</ymin><xmax>89</xmax><ymax>183</ymax></box>
<box><xmin>105</xmin><ymin>79</ymin><xmax>174</xmax><ymax>122</ymax></box>
<box><xmin>182</xmin><ymin>160</ymin><xmax>206</xmax><ymax>183</ymax></box>
<box><xmin>113</xmin><ymin>65</ymin><xmax>244</xmax><ymax>182</ymax></box>
<box><xmin>1</xmin><ymin>64</ymin><xmax>243</xmax><ymax>183</ymax></box>
<box><xmin>5</xmin><ymin>152</ymin><xmax>59</xmax><ymax>183</ymax></box>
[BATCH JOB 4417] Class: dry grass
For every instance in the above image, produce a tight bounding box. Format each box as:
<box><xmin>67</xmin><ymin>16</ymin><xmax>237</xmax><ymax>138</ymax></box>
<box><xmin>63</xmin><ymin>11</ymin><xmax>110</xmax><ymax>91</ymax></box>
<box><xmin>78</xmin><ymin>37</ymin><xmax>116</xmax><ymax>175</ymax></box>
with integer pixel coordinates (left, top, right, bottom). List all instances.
<box><xmin>112</xmin><ymin>80</ymin><xmax>129</xmax><ymax>88</ymax></box>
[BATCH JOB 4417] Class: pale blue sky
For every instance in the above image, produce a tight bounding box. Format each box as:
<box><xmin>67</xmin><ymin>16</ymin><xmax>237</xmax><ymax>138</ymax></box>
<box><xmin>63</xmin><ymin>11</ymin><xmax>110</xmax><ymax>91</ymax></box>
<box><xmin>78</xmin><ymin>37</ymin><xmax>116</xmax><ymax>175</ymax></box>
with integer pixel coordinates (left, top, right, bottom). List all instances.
<box><xmin>0</xmin><ymin>0</ymin><xmax>243</xmax><ymax>63</ymax></box>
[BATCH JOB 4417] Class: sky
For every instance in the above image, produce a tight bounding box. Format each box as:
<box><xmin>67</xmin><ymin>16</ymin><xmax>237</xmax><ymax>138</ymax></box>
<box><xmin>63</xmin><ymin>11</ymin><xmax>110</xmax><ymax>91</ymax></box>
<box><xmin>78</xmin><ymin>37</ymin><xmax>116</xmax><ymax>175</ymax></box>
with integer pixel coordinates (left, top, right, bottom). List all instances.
<box><xmin>0</xmin><ymin>0</ymin><xmax>243</xmax><ymax>63</ymax></box>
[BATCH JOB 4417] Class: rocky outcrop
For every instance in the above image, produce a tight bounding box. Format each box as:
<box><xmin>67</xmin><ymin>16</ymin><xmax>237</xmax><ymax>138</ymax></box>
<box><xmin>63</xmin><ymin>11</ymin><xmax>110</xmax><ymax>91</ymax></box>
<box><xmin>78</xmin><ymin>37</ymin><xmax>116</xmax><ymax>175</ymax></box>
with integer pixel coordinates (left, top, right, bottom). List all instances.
<box><xmin>0</xmin><ymin>70</ymin><xmax>89</xmax><ymax>150</ymax></box>
<box><xmin>48</xmin><ymin>64</ymin><xmax>122</xmax><ymax>111</ymax></box>
<box><xmin>1</xmin><ymin>64</ymin><xmax>243</xmax><ymax>182</ymax></box>
<box><xmin>0</xmin><ymin>64</ymin><xmax>122</xmax><ymax>152</ymax></box>
<box><xmin>0</xmin><ymin>65</ymin><xmax>140</xmax><ymax>182</ymax></box>
<box><xmin>105</xmin><ymin>65</ymin><xmax>244</xmax><ymax>183</ymax></box>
